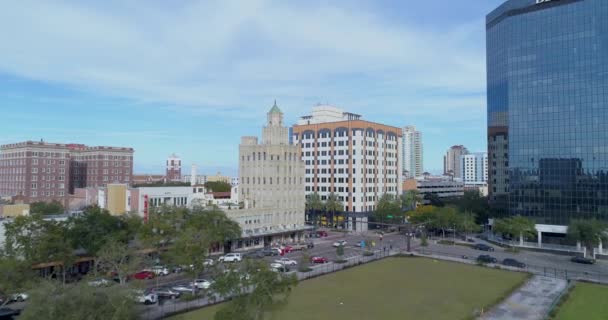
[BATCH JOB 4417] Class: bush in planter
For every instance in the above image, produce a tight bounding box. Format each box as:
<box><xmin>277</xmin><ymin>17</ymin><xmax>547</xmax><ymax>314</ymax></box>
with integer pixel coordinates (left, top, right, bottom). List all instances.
<box><xmin>363</xmin><ymin>251</ymin><xmax>374</xmax><ymax>257</ymax></box>
<box><xmin>334</xmin><ymin>259</ymin><xmax>347</xmax><ymax>264</ymax></box>
<box><xmin>298</xmin><ymin>267</ymin><xmax>313</xmax><ymax>273</ymax></box>
<box><xmin>438</xmin><ymin>240</ymin><xmax>455</xmax><ymax>245</ymax></box>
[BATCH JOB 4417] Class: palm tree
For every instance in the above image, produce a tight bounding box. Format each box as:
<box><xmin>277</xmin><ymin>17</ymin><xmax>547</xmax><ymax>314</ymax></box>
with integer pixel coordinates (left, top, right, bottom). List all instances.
<box><xmin>493</xmin><ymin>215</ymin><xmax>536</xmax><ymax>246</ymax></box>
<box><xmin>305</xmin><ymin>193</ymin><xmax>323</xmax><ymax>227</ymax></box>
<box><xmin>324</xmin><ymin>193</ymin><xmax>344</xmax><ymax>229</ymax></box>
<box><xmin>567</xmin><ymin>219</ymin><xmax>608</xmax><ymax>258</ymax></box>
<box><xmin>401</xmin><ymin>190</ymin><xmax>421</xmax><ymax>210</ymax></box>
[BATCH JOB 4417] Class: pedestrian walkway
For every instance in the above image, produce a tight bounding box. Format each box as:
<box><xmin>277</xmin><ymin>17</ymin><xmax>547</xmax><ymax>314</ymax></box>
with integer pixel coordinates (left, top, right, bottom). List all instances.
<box><xmin>480</xmin><ymin>276</ymin><xmax>567</xmax><ymax>320</ymax></box>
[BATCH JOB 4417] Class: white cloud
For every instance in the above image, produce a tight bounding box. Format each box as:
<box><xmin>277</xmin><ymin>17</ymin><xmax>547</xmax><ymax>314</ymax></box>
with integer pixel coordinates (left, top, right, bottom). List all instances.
<box><xmin>0</xmin><ymin>0</ymin><xmax>487</xmax><ymax>118</ymax></box>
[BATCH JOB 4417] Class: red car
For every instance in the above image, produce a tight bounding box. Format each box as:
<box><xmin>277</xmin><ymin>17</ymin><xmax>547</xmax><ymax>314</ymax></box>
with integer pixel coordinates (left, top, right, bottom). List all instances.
<box><xmin>311</xmin><ymin>256</ymin><xmax>329</xmax><ymax>264</ymax></box>
<box><xmin>282</xmin><ymin>246</ymin><xmax>294</xmax><ymax>253</ymax></box>
<box><xmin>132</xmin><ymin>271</ymin><xmax>155</xmax><ymax>280</ymax></box>
<box><xmin>316</xmin><ymin>231</ymin><xmax>328</xmax><ymax>237</ymax></box>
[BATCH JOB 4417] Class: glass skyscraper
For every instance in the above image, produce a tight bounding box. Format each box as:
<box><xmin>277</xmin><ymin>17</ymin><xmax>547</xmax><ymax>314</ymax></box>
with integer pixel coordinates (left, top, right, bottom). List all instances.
<box><xmin>487</xmin><ymin>0</ymin><xmax>608</xmax><ymax>225</ymax></box>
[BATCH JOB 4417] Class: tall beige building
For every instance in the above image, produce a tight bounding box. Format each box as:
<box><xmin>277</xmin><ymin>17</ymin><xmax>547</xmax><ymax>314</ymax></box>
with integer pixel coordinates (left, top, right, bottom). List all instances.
<box><xmin>443</xmin><ymin>145</ymin><xmax>469</xmax><ymax>178</ymax></box>
<box><xmin>230</xmin><ymin>102</ymin><xmax>308</xmax><ymax>249</ymax></box>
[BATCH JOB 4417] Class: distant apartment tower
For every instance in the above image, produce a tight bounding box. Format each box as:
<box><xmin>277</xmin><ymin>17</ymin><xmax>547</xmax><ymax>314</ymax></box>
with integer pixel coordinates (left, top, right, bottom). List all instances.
<box><xmin>0</xmin><ymin>140</ymin><xmax>133</xmax><ymax>205</ymax></box>
<box><xmin>461</xmin><ymin>153</ymin><xmax>488</xmax><ymax>184</ymax></box>
<box><xmin>443</xmin><ymin>145</ymin><xmax>469</xmax><ymax>178</ymax></box>
<box><xmin>401</xmin><ymin>125</ymin><xmax>423</xmax><ymax>178</ymax></box>
<box><xmin>292</xmin><ymin>105</ymin><xmax>402</xmax><ymax>218</ymax></box>
<box><xmin>166</xmin><ymin>154</ymin><xmax>182</xmax><ymax>182</ymax></box>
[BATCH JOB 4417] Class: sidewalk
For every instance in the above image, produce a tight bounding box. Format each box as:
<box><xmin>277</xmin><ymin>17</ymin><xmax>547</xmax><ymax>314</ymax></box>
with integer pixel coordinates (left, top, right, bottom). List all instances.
<box><xmin>480</xmin><ymin>276</ymin><xmax>567</xmax><ymax>320</ymax></box>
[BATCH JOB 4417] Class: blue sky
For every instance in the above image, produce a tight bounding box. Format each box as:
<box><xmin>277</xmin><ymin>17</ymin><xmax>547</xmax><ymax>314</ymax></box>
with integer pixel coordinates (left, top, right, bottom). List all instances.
<box><xmin>0</xmin><ymin>0</ymin><xmax>505</xmax><ymax>176</ymax></box>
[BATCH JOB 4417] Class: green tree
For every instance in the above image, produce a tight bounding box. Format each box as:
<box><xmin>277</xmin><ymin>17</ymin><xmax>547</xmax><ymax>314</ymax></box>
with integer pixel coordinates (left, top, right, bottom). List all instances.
<box><xmin>18</xmin><ymin>281</ymin><xmax>136</xmax><ymax>320</ymax></box>
<box><xmin>567</xmin><ymin>219</ymin><xmax>608</xmax><ymax>258</ymax></box>
<box><xmin>324</xmin><ymin>193</ymin><xmax>343</xmax><ymax>229</ymax></box>
<box><xmin>457</xmin><ymin>211</ymin><xmax>481</xmax><ymax>238</ymax></box>
<box><xmin>66</xmin><ymin>206</ymin><xmax>138</xmax><ymax>262</ymax></box>
<box><xmin>95</xmin><ymin>238</ymin><xmax>142</xmax><ymax>285</ymax></box>
<box><xmin>493</xmin><ymin>215</ymin><xmax>536</xmax><ymax>246</ymax></box>
<box><xmin>205</xmin><ymin>181</ymin><xmax>232</xmax><ymax>192</ymax></box>
<box><xmin>305</xmin><ymin>193</ymin><xmax>323</xmax><ymax>227</ymax></box>
<box><xmin>30</xmin><ymin>200</ymin><xmax>65</xmax><ymax>215</ymax></box>
<box><xmin>298</xmin><ymin>250</ymin><xmax>311</xmax><ymax>272</ymax></box>
<box><xmin>374</xmin><ymin>194</ymin><xmax>402</xmax><ymax>227</ymax></box>
<box><xmin>214</xmin><ymin>260</ymin><xmax>298</xmax><ymax>320</ymax></box>
<box><xmin>167</xmin><ymin>208</ymin><xmax>241</xmax><ymax>295</ymax></box>
<box><xmin>424</xmin><ymin>193</ymin><xmax>444</xmax><ymax>207</ymax></box>
<box><xmin>401</xmin><ymin>190</ymin><xmax>421</xmax><ymax>210</ymax></box>
<box><xmin>432</xmin><ymin>207</ymin><xmax>459</xmax><ymax>239</ymax></box>
<box><xmin>0</xmin><ymin>252</ymin><xmax>37</xmax><ymax>307</ymax></box>
<box><xmin>4</xmin><ymin>214</ymin><xmax>75</xmax><ymax>284</ymax></box>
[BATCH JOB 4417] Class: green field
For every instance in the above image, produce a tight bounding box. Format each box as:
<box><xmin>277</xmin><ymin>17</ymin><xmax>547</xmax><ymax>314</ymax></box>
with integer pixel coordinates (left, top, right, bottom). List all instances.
<box><xmin>555</xmin><ymin>282</ymin><xmax>608</xmax><ymax>320</ymax></box>
<box><xmin>170</xmin><ymin>257</ymin><xmax>528</xmax><ymax>320</ymax></box>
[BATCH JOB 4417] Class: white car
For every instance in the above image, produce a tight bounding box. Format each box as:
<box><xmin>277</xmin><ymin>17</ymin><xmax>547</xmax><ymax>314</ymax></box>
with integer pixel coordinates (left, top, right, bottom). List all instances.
<box><xmin>269</xmin><ymin>263</ymin><xmax>290</xmax><ymax>273</ymax></box>
<box><xmin>274</xmin><ymin>258</ymin><xmax>297</xmax><ymax>266</ymax></box>
<box><xmin>11</xmin><ymin>293</ymin><xmax>28</xmax><ymax>302</ymax></box>
<box><xmin>151</xmin><ymin>266</ymin><xmax>170</xmax><ymax>276</ymax></box>
<box><xmin>192</xmin><ymin>279</ymin><xmax>214</xmax><ymax>290</ymax></box>
<box><xmin>218</xmin><ymin>253</ymin><xmax>242</xmax><ymax>263</ymax></box>
<box><xmin>333</xmin><ymin>240</ymin><xmax>347</xmax><ymax>247</ymax></box>
<box><xmin>203</xmin><ymin>258</ymin><xmax>215</xmax><ymax>267</ymax></box>
<box><xmin>133</xmin><ymin>290</ymin><xmax>158</xmax><ymax>305</ymax></box>
<box><xmin>87</xmin><ymin>279</ymin><xmax>110</xmax><ymax>287</ymax></box>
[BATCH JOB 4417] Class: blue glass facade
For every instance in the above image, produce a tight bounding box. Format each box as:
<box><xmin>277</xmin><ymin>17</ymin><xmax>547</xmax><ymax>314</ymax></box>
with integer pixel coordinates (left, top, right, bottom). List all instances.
<box><xmin>487</xmin><ymin>0</ymin><xmax>608</xmax><ymax>225</ymax></box>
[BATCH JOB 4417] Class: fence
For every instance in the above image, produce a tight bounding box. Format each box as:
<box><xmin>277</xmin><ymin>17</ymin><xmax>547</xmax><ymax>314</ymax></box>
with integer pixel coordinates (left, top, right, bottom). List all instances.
<box><xmin>140</xmin><ymin>249</ymin><xmax>400</xmax><ymax>320</ymax></box>
<box><xmin>485</xmin><ymin>233</ymin><xmax>584</xmax><ymax>254</ymax></box>
<box><xmin>416</xmin><ymin>248</ymin><xmax>608</xmax><ymax>285</ymax></box>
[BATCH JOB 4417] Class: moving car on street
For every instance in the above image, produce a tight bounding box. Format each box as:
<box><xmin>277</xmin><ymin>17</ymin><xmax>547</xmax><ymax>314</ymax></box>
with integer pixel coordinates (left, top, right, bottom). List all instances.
<box><xmin>473</xmin><ymin>244</ymin><xmax>495</xmax><ymax>252</ymax></box>
<box><xmin>132</xmin><ymin>290</ymin><xmax>158</xmax><ymax>305</ymax></box>
<box><xmin>502</xmin><ymin>258</ymin><xmax>526</xmax><ymax>268</ymax></box>
<box><xmin>274</xmin><ymin>258</ymin><xmax>297</xmax><ymax>266</ymax></box>
<box><xmin>571</xmin><ymin>256</ymin><xmax>596</xmax><ymax>265</ymax></box>
<box><xmin>476</xmin><ymin>255</ymin><xmax>498</xmax><ymax>264</ymax></box>
<box><xmin>311</xmin><ymin>256</ymin><xmax>329</xmax><ymax>264</ymax></box>
<box><xmin>148</xmin><ymin>287</ymin><xmax>181</xmax><ymax>299</ymax></box>
<box><xmin>333</xmin><ymin>240</ymin><xmax>347</xmax><ymax>247</ymax></box>
<box><xmin>171</xmin><ymin>283</ymin><xmax>199</xmax><ymax>294</ymax></box>
<box><xmin>192</xmin><ymin>279</ymin><xmax>214</xmax><ymax>290</ymax></box>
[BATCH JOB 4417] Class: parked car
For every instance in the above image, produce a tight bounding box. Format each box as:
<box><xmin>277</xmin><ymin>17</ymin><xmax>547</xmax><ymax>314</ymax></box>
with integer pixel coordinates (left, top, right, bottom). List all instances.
<box><xmin>192</xmin><ymin>279</ymin><xmax>214</xmax><ymax>290</ymax></box>
<box><xmin>149</xmin><ymin>287</ymin><xmax>181</xmax><ymax>299</ymax></box>
<box><xmin>133</xmin><ymin>290</ymin><xmax>157</xmax><ymax>305</ymax></box>
<box><xmin>473</xmin><ymin>244</ymin><xmax>495</xmax><ymax>252</ymax></box>
<box><xmin>282</xmin><ymin>245</ymin><xmax>294</xmax><ymax>253</ymax></box>
<box><xmin>311</xmin><ymin>256</ymin><xmax>329</xmax><ymax>264</ymax></box>
<box><xmin>131</xmin><ymin>270</ymin><xmax>155</xmax><ymax>280</ymax></box>
<box><xmin>274</xmin><ymin>258</ymin><xmax>297</xmax><ymax>266</ymax></box>
<box><xmin>316</xmin><ymin>231</ymin><xmax>328</xmax><ymax>237</ymax></box>
<box><xmin>87</xmin><ymin>278</ymin><xmax>111</xmax><ymax>287</ymax></box>
<box><xmin>170</xmin><ymin>265</ymin><xmax>185</xmax><ymax>273</ymax></box>
<box><xmin>203</xmin><ymin>259</ymin><xmax>215</xmax><ymax>267</ymax></box>
<box><xmin>333</xmin><ymin>240</ymin><xmax>347</xmax><ymax>247</ymax></box>
<box><xmin>171</xmin><ymin>283</ymin><xmax>198</xmax><ymax>294</ymax></box>
<box><xmin>218</xmin><ymin>253</ymin><xmax>243</xmax><ymax>263</ymax></box>
<box><xmin>244</xmin><ymin>250</ymin><xmax>265</xmax><ymax>259</ymax></box>
<box><xmin>151</xmin><ymin>266</ymin><xmax>170</xmax><ymax>276</ymax></box>
<box><xmin>571</xmin><ymin>256</ymin><xmax>596</xmax><ymax>265</ymax></box>
<box><xmin>502</xmin><ymin>258</ymin><xmax>526</xmax><ymax>268</ymax></box>
<box><xmin>477</xmin><ymin>255</ymin><xmax>498</xmax><ymax>264</ymax></box>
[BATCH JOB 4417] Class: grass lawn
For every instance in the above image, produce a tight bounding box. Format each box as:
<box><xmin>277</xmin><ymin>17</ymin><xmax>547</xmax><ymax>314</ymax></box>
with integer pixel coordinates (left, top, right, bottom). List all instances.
<box><xmin>555</xmin><ymin>282</ymin><xmax>608</xmax><ymax>320</ymax></box>
<box><xmin>170</xmin><ymin>257</ymin><xmax>528</xmax><ymax>320</ymax></box>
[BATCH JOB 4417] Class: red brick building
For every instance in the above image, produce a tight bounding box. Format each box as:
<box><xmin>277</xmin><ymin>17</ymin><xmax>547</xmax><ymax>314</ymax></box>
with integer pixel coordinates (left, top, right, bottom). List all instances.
<box><xmin>0</xmin><ymin>140</ymin><xmax>134</xmax><ymax>205</ymax></box>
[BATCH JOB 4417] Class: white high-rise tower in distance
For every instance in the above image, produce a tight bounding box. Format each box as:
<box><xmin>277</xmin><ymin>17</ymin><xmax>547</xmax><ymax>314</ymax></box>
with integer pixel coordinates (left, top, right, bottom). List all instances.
<box><xmin>402</xmin><ymin>126</ymin><xmax>423</xmax><ymax>178</ymax></box>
